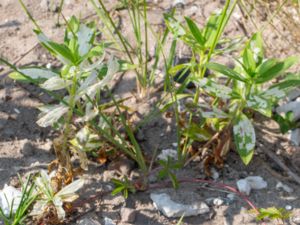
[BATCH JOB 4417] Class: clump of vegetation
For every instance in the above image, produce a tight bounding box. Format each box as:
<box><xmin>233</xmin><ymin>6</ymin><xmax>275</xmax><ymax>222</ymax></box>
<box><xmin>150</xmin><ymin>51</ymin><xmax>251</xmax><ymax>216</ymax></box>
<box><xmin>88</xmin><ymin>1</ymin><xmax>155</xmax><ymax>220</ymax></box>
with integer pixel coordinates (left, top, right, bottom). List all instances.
<box><xmin>0</xmin><ymin>0</ymin><xmax>299</xmax><ymax>224</ymax></box>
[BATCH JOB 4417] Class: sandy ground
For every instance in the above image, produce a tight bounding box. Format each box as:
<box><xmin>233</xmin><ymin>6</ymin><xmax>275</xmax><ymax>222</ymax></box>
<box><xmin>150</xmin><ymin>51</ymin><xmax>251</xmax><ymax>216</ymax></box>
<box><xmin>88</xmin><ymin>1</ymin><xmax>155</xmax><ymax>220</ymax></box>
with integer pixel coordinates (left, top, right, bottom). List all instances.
<box><xmin>1</xmin><ymin>0</ymin><xmax>300</xmax><ymax>224</ymax></box>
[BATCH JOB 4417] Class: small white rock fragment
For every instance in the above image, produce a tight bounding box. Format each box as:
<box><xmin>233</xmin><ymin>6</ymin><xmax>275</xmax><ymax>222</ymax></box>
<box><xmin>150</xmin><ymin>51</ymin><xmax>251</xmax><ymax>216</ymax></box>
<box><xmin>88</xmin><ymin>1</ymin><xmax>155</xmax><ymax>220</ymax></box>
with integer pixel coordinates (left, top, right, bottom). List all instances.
<box><xmin>46</xmin><ymin>63</ymin><xmax>52</xmax><ymax>69</ymax></box>
<box><xmin>172</xmin><ymin>0</ymin><xmax>185</xmax><ymax>7</ymax></box>
<box><xmin>104</xmin><ymin>217</ymin><xmax>116</xmax><ymax>225</ymax></box>
<box><xmin>187</xmin><ymin>5</ymin><xmax>198</xmax><ymax>15</ymax></box>
<box><xmin>157</xmin><ymin>149</ymin><xmax>177</xmax><ymax>161</ymax></box>
<box><xmin>227</xmin><ymin>193</ymin><xmax>236</xmax><ymax>202</ymax></box>
<box><xmin>0</xmin><ymin>184</ymin><xmax>22</xmax><ymax>216</ymax></box>
<box><xmin>285</xmin><ymin>205</ymin><xmax>293</xmax><ymax>211</ymax></box>
<box><xmin>150</xmin><ymin>193</ymin><xmax>209</xmax><ymax>218</ymax></box>
<box><xmin>276</xmin><ymin>182</ymin><xmax>294</xmax><ymax>193</ymax></box>
<box><xmin>237</xmin><ymin>176</ymin><xmax>267</xmax><ymax>195</ymax></box>
<box><xmin>290</xmin><ymin>129</ymin><xmax>300</xmax><ymax>146</ymax></box>
<box><xmin>14</xmin><ymin>108</ymin><xmax>20</xmax><ymax>114</ymax></box>
<box><xmin>292</xmin><ymin>216</ymin><xmax>300</xmax><ymax>224</ymax></box>
<box><xmin>245</xmin><ymin>176</ymin><xmax>268</xmax><ymax>190</ymax></box>
<box><xmin>237</xmin><ymin>179</ymin><xmax>251</xmax><ymax>195</ymax></box>
<box><xmin>210</xmin><ymin>168</ymin><xmax>219</xmax><ymax>180</ymax></box>
<box><xmin>172</xmin><ymin>142</ymin><xmax>178</xmax><ymax>148</ymax></box>
<box><xmin>276</xmin><ymin>101</ymin><xmax>300</xmax><ymax>121</ymax></box>
<box><xmin>213</xmin><ymin>198</ymin><xmax>224</xmax><ymax>206</ymax></box>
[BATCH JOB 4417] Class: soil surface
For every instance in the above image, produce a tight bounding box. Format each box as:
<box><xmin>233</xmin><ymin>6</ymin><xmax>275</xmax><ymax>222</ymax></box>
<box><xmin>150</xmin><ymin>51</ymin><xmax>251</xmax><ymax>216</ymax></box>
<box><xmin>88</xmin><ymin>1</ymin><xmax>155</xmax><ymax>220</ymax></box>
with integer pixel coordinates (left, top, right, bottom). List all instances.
<box><xmin>1</xmin><ymin>0</ymin><xmax>300</xmax><ymax>225</ymax></box>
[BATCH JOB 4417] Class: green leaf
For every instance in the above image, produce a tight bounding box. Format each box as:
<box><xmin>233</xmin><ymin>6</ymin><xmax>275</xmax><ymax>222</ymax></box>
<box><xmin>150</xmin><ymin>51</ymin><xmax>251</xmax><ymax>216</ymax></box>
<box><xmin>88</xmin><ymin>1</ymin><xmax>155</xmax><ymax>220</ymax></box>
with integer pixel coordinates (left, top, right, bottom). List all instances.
<box><xmin>203</xmin><ymin>12</ymin><xmax>220</xmax><ymax>48</ymax></box>
<box><xmin>9</xmin><ymin>68</ymin><xmax>57</xmax><ymax>82</ymax></box>
<box><xmin>40</xmin><ymin>76</ymin><xmax>72</xmax><ymax>91</ymax></box>
<box><xmin>36</xmin><ymin>32</ymin><xmax>76</xmax><ymax>65</ymax></box>
<box><xmin>77</xmin><ymin>24</ymin><xmax>95</xmax><ymax>57</ymax></box>
<box><xmin>118</xmin><ymin>60</ymin><xmax>137</xmax><ymax>71</ymax></box>
<box><xmin>164</xmin><ymin>14</ymin><xmax>186</xmax><ymax>38</ymax></box>
<box><xmin>233</xmin><ymin>114</ymin><xmax>256</xmax><ymax>165</ymax></box>
<box><xmin>111</xmin><ymin>186</ymin><xmax>124</xmax><ymax>196</ymax></box>
<box><xmin>256</xmin><ymin>207</ymin><xmax>291</xmax><ymax>221</ymax></box>
<box><xmin>255</xmin><ymin>56</ymin><xmax>299</xmax><ymax>84</ymax></box>
<box><xmin>169</xmin><ymin>173</ymin><xmax>179</xmax><ymax>189</ymax></box>
<box><xmin>246</xmin><ymin>94</ymin><xmax>272</xmax><ymax>117</ymax></box>
<box><xmin>206</xmin><ymin>62</ymin><xmax>248</xmax><ymax>82</ymax></box>
<box><xmin>243</xmin><ymin>48</ymin><xmax>257</xmax><ymax>74</ymax></box>
<box><xmin>185</xmin><ymin>17</ymin><xmax>205</xmax><ymax>46</ymax></box>
<box><xmin>183</xmin><ymin>123</ymin><xmax>212</xmax><ymax>142</ymax></box>
<box><xmin>193</xmin><ymin>77</ymin><xmax>233</xmax><ymax>99</ymax></box>
<box><xmin>242</xmin><ymin>32</ymin><xmax>264</xmax><ymax>72</ymax></box>
<box><xmin>169</xmin><ymin>63</ymin><xmax>189</xmax><ymax>76</ymax></box>
<box><xmin>269</xmin><ymin>79</ymin><xmax>300</xmax><ymax>91</ymax></box>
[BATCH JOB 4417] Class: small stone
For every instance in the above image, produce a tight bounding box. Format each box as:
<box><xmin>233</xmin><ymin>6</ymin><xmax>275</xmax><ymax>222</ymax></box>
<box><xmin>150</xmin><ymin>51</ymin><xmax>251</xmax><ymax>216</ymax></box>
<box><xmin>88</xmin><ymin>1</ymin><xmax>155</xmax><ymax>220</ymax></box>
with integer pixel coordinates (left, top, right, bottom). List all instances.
<box><xmin>213</xmin><ymin>198</ymin><xmax>224</xmax><ymax>206</ymax></box>
<box><xmin>292</xmin><ymin>216</ymin><xmax>300</xmax><ymax>224</ymax></box>
<box><xmin>172</xmin><ymin>142</ymin><xmax>178</xmax><ymax>148</ymax></box>
<box><xmin>276</xmin><ymin>101</ymin><xmax>300</xmax><ymax>122</ymax></box>
<box><xmin>46</xmin><ymin>63</ymin><xmax>52</xmax><ymax>69</ymax></box>
<box><xmin>290</xmin><ymin>129</ymin><xmax>300</xmax><ymax>146</ymax></box>
<box><xmin>210</xmin><ymin>168</ymin><xmax>219</xmax><ymax>180</ymax></box>
<box><xmin>120</xmin><ymin>208</ymin><xmax>136</xmax><ymax>223</ymax></box>
<box><xmin>245</xmin><ymin>176</ymin><xmax>267</xmax><ymax>190</ymax></box>
<box><xmin>276</xmin><ymin>182</ymin><xmax>294</xmax><ymax>193</ymax></box>
<box><xmin>237</xmin><ymin>179</ymin><xmax>251</xmax><ymax>195</ymax></box>
<box><xmin>285</xmin><ymin>205</ymin><xmax>293</xmax><ymax>211</ymax></box>
<box><xmin>226</xmin><ymin>193</ymin><xmax>236</xmax><ymax>203</ymax></box>
<box><xmin>172</xmin><ymin>0</ymin><xmax>185</xmax><ymax>7</ymax></box>
<box><xmin>150</xmin><ymin>193</ymin><xmax>209</xmax><ymax>218</ymax></box>
<box><xmin>157</xmin><ymin>149</ymin><xmax>177</xmax><ymax>161</ymax></box>
<box><xmin>186</xmin><ymin>5</ymin><xmax>198</xmax><ymax>16</ymax></box>
<box><xmin>13</xmin><ymin>108</ymin><xmax>20</xmax><ymax>114</ymax></box>
<box><xmin>237</xmin><ymin>176</ymin><xmax>267</xmax><ymax>195</ymax></box>
<box><xmin>30</xmin><ymin>161</ymin><xmax>40</xmax><ymax>167</ymax></box>
<box><xmin>104</xmin><ymin>217</ymin><xmax>116</xmax><ymax>225</ymax></box>
<box><xmin>0</xmin><ymin>66</ymin><xmax>4</xmax><ymax>72</ymax></box>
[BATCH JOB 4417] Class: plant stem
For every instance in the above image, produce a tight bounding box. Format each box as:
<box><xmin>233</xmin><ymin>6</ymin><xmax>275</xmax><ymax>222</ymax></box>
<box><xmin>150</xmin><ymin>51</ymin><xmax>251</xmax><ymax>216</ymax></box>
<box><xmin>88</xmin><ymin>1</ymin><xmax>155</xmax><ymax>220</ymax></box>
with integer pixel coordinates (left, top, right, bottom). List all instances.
<box><xmin>143</xmin><ymin>0</ymin><xmax>149</xmax><ymax>92</ymax></box>
<box><xmin>97</xmin><ymin>0</ymin><xmax>134</xmax><ymax>64</ymax></box>
<box><xmin>61</xmin><ymin>70</ymin><xmax>78</xmax><ymax>173</ymax></box>
<box><xmin>18</xmin><ymin>0</ymin><xmax>42</xmax><ymax>32</ymax></box>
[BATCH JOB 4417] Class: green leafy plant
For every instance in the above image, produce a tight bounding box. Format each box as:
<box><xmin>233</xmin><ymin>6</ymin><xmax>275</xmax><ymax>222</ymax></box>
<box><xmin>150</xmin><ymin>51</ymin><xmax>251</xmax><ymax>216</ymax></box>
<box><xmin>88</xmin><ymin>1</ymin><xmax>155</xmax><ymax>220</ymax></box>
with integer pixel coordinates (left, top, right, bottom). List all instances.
<box><xmin>203</xmin><ymin>32</ymin><xmax>299</xmax><ymax>164</ymax></box>
<box><xmin>6</xmin><ymin>2</ymin><xmax>149</xmax><ymax>179</ymax></box>
<box><xmin>165</xmin><ymin>0</ymin><xmax>240</xmax><ymax>160</ymax></box>
<box><xmin>255</xmin><ymin>207</ymin><xmax>291</xmax><ymax>221</ymax></box>
<box><xmin>111</xmin><ymin>177</ymin><xmax>136</xmax><ymax>199</ymax></box>
<box><xmin>30</xmin><ymin>170</ymin><xmax>84</xmax><ymax>221</ymax></box>
<box><xmin>90</xmin><ymin>0</ymin><xmax>170</xmax><ymax>97</ymax></box>
<box><xmin>0</xmin><ymin>175</ymin><xmax>37</xmax><ymax>225</ymax></box>
<box><xmin>158</xmin><ymin>158</ymin><xmax>182</xmax><ymax>189</ymax></box>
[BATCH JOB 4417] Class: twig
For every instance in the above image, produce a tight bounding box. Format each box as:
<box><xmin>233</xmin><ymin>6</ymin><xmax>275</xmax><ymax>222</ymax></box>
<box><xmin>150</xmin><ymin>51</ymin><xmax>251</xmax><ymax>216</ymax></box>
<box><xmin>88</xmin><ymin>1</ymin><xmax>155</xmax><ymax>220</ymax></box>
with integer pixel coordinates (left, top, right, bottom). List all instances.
<box><xmin>263</xmin><ymin>147</ymin><xmax>300</xmax><ymax>185</ymax></box>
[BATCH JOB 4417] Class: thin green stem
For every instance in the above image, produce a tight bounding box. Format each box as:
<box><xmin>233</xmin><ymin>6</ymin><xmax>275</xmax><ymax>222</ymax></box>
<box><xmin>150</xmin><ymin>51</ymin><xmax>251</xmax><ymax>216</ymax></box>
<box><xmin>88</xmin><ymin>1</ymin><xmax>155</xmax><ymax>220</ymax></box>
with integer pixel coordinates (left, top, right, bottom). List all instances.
<box><xmin>97</xmin><ymin>0</ymin><xmax>134</xmax><ymax>64</ymax></box>
<box><xmin>57</xmin><ymin>0</ymin><xmax>64</xmax><ymax>25</ymax></box>
<box><xmin>18</xmin><ymin>0</ymin><xmax>42</xmax><ymax>32</ymax></box>
<box><xmin>143</xmin><ymin>0</ymin><xmax>149</xmax><ymax>90</ymax></box>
